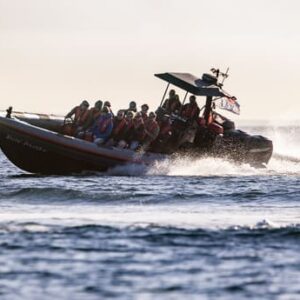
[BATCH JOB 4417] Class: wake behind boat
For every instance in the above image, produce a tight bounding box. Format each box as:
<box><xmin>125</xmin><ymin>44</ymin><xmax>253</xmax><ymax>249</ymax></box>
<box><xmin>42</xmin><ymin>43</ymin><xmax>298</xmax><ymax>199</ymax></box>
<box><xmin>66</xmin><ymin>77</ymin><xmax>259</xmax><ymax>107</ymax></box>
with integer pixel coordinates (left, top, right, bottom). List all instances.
<box><xmin>0</xmin><ymin>70</ymin><xmax>273</xmax><ymax>174</ymax></box>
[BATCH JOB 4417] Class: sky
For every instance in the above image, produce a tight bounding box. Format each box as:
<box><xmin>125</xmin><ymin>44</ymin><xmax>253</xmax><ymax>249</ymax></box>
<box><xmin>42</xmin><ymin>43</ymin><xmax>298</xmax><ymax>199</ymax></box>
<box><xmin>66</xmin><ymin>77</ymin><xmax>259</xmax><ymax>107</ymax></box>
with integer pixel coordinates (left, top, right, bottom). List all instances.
<box><xmin>0</xmin><ymin>0</ymin><xmax>299</xmax><ymax>122</ymax></box>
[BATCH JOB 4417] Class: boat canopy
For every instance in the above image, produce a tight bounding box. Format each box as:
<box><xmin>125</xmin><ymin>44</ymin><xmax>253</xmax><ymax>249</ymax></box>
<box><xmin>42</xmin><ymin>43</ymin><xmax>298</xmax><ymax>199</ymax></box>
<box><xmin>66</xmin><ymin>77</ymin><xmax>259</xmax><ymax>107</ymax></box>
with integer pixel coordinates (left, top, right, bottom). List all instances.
<box><xmin>155</xmin><ymin>72</ymin><xmax>227</xmax><ymax>97</ymax></box>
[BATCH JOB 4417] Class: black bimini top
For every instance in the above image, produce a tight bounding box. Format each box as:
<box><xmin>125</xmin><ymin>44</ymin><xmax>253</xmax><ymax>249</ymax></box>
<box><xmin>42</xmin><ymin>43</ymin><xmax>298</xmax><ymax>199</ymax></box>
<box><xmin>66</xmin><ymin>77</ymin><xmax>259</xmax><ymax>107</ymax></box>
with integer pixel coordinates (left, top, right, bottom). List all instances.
<box><xmin>155</xmin><ymin>72</ymin><xmax>226</xmax><ymax>97</ymax></box>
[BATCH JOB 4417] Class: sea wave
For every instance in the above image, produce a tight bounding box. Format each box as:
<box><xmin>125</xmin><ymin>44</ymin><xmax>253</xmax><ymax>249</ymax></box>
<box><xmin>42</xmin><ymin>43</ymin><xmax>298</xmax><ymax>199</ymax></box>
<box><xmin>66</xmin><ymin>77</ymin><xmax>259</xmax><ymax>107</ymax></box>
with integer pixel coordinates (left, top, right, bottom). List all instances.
<box><xmin>0</xmin><ymin>220</ymin><xmax>300</xmax><ymax>238</ymax></box>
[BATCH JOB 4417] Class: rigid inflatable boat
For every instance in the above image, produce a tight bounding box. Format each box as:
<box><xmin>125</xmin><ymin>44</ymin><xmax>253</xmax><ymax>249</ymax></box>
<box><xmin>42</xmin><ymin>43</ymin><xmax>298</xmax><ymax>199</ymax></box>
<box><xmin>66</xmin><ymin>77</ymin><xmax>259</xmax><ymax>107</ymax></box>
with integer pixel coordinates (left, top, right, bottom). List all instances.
<box><xmin>0</xmin><ymin>70</ymin><xmax>273</xmax><ymax>174</ymax></box>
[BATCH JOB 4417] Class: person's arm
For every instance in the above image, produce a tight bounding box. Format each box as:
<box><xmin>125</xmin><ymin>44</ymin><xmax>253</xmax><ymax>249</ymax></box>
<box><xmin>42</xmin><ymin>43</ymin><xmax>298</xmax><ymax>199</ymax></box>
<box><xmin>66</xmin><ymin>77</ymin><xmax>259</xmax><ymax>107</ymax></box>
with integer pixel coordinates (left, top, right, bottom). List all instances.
<box><xmin>65</xmin><ymin>107</ymin><xmax>76</xmax><ymax>119</ymax></box>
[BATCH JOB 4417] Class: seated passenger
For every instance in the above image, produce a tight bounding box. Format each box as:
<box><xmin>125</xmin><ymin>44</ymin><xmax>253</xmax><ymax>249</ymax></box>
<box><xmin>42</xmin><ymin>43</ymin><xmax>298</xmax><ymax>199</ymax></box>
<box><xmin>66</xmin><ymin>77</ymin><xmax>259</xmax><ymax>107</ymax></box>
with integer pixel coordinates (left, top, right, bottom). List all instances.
<box><xmin>90</xmin><ymin>106</ymin><xmax>113</xmax><ymax>145</ymax></box>
<box><xmin>117</xmin><ymin>111</ymin><xmax>134</xmax><ymax>148</ymax></box>
<box><xmin>151</xmin><ymin>114</ymin><xmax>173</xmax><ymax>153</ymax></box>
<box><xmin>128</xmin><ymin>112</ymin><xmax>145</xmax><ymax>150</ymax></box>
<box><xmin>103</xmin><ymin>101</ymin><xmax>113</xmax><ymax>115</ymax></box>
<box><xmin>81</xmin><ymin>100</ymin><xmax>103</xmax><ymax>131</ymax></box>
<box><xmin>143</xmin><ymin>112</ymin><xmax>160</xmax><ymax>150</ymax></box>
<box><xmin>158</xmin><ymin>114</ymin><xmax>173</xmax><ymax>141</ymax></box>
<box><xmin>181</xmin><ymin>95</ymin><xmax>200</xmax><ymax>121</ymax></box>
<box><xmin>123</xmin><ymin>101</ymin><xmax>137</xmax><ymax>114</ymax></box>
<box><xmin>162</xmin><ymin>90</ymin><xmax>181</xmax><ymax>114</ymax></box>
<box><xmin>64</xmin><ymin>100</ymin><xmax>90</xmax><ymax>135</ymax></box>
<box><xmin>140</xmin><ymin>104</ymin><xmax>149</xmax><ymax>122</ymax></box>
<box><xmin>105</xmin><ymin>110</ymin><xmax>127</xmax><ymax>146</ymax></box>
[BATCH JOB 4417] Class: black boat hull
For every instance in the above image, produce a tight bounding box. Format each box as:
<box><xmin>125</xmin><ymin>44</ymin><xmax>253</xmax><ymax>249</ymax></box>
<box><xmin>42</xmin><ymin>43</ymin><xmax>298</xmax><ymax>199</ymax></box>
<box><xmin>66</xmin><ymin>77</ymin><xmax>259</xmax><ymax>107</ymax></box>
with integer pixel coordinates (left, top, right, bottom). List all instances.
<box><xmin>0</xmin><ymin>117</ymin><xmax>161</xmax><ymax>174</ymax></box>
<box><xmin>0</xmin><ymin>116</ymin><xmax>273</xmax><ymax>174</ymax></box>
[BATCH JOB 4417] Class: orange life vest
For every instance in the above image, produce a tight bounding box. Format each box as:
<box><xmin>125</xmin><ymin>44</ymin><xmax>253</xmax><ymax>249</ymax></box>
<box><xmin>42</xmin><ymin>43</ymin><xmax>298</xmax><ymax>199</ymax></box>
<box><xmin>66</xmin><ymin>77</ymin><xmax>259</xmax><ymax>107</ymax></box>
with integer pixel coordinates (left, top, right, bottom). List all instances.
<box><xmin>141</xmin><ymin>112</ymin><xmax>148</xmax><ymax>122</ymax></box>
<box><xmin>113</xmin><ymin>119</ymin><xmax>127</xmax><ymax>136</ymax></box>
<box><xmin>182</xmin><ymin>103</ymin><xmax>199</xmax><ymax>119</ymax></box>
<box><xmin>90</xmin><ymin>107</ymin><xmax>101</xmax><ymax>121</ymax></box>
<box><xmin>74</xmin><ymin>106</ymin><xmax>89</xmax><ymax>126</ymax></box>
<box><xmin>145</xmin><ymin>120</ymin><xmax>159</xmax><ymax>140</ymax></box>
<box><xmin>160</xmin><ymin>122</ymin><xmax>172</xmax><ymax>135</ymax></box>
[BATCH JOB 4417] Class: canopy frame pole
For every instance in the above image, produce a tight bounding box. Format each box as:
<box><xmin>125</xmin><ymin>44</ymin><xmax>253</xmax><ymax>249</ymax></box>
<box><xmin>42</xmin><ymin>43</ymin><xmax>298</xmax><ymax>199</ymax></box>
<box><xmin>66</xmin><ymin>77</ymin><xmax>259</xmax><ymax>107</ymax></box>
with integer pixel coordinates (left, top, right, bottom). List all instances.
<box><xmin>182</xmin><ymin>91</ymin><xmax>188</xmax><ymax>105</ymax></box>
<box><xmin>204</xmin><ymin>96</ymin><xmax>213</xmax><ymax>125</ymax></box>
<box><xmin>159</xmin><ymin>83</ymin><xmax>170</xmax><ymax>107</ymax></box>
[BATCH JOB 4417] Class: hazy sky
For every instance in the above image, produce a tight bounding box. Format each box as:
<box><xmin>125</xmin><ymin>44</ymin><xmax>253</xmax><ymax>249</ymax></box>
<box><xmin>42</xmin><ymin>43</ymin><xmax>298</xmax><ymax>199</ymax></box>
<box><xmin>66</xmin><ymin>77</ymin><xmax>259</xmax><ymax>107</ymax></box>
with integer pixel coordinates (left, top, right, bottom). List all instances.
<box><xmin>1</xmin><ymin>0</ymin><xmax>299</xmax><ymax>121</ymax></box>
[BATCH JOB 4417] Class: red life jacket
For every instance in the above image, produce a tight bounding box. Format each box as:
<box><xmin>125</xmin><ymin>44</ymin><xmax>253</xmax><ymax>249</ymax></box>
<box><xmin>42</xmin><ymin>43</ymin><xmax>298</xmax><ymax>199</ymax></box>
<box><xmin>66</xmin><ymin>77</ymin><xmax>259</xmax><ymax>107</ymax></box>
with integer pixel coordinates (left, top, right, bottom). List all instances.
<box><xmin>133</xmin><ymin>118</ymin><xmax>145</xmax><ymax>140</ymax></box>
<box><xmin>113</xmin><ymin>118</ymin><xmax>127</xmax><ymax>136</ymax></box>
<box><xmin>126</xmin><ymin>119</ymin><xmax>134</xmax><ymax>131</ymax></box>
<box><xmin>74</xmin><ymin>106</ymin><xmax>89</xmax><ymax>126</ymax></box>
<box><xmin>169</xmin><ymin>99</ymin><xmax>180</xmax><ymax>112</ymax></box>
<box><xmin>146</xmin><ymin>120</ymin><xmax>159</xmax><ymax>133</ymax></box>
<box><xmin>160</xmin><ymin>121</ymin><xmax>172</xmax><ymax>135</ymax></box>
<box><xmin>145</xmin><ymin>120</ymin><xmax>159</xmax><ymax>140</ymax></box>
<box><xmin>182</xmin><ymin>103</ymin><xmax>199</xmax><ymax>119</ymax></box>
<box><xmin>90</xmin><ymin>107</ymin><xmax>101</xmax><ymax>120</ymax></box>
<box><xmin>141</xmin><ymin>112</ymin><xmax>148</xmax><ymax>122</ymax></box>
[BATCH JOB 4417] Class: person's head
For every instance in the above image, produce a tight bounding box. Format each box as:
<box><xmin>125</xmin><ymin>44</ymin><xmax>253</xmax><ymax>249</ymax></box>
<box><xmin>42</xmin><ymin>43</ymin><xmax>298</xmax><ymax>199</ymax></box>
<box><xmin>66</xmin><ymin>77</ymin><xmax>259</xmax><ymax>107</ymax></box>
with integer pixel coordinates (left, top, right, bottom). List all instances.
<box><xmin>148</xmin><ymin>112</ymin><xmax>156</xmax><ymax>121</ymax></box>
<box><xmin>189</xmin><ymin>95</ymin><xmax>196</xmax><ymax>103</ymax></box>
<box><xmin>94</xmin><ymin>100</ymin><xmax>103</xmax><ymax>110</ymax></box>
<box><xmin>141</xmin><ymin>104</ymin><xmax>149</xmax><ymax>112</ymax></box>
<box><xmin>129</xmin><ymin>101</ymin><xmax>137</xmax><ymax>109</ymax></box>
<box><xmin>80</xmin><ymin>100</ymin><xmax>89</xmax><ymax>110</ymax></box>
<box><xmin>125</xmin><ymin>111</ymin><xmax>134</xmax><ymax>120</ymax></box>
<box><xmin>103</xmin><ymin>101</ymin><xmax>111</xmax><ymax>108</ymax></box>
<box><xmin>117</xmin><ymin>110</ymin><xmax>125</xmax><ymax>120</ymax></box>
<box><xmin>102</xmin><ymin>106</ymin><xmax>109</xmax><ymax>114</ymax></box>
<box><xmin>169</xmin><ymin>89</ymin><xmax>176</xmax><ymax>98</ymax></box>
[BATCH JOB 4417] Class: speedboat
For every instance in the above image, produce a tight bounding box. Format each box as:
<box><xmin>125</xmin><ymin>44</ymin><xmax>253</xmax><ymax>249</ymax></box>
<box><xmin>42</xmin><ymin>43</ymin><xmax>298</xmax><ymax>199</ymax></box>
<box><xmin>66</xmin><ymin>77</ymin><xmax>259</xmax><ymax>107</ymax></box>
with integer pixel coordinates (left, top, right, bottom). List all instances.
<box><xmin>0</xmin><ymin>70</ymin><xmax>273</xmax><ymax>174</ymax></box>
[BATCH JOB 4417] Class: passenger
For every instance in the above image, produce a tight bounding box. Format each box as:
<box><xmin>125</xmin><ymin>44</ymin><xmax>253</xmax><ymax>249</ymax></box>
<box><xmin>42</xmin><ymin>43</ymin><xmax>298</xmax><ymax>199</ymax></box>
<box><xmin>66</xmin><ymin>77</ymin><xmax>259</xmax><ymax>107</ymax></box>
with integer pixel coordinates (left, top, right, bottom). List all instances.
<box><xmin>181</xmin><ymin>95</ymin><xmax>200</xmax><ymax>121</ymax></box>
<box><xmin>151</xmin><ymin>114</ymin><xmax>173</xmax><ymax>153</ymax></box>
<box><xmin>129</xmin><ymin>112</ymin><xmax>145</xmax><ymax>150</ymax></box>
<box><xmin>91</xmin><ymin>106</ymin><xmax>113</xmax><ymax>146</ymax></box>
<box><xmin>140</xmin><ymin>104</ymin><xmax>149</xmax><ymax>122</ymax></box>
<box><xmin>123</xmin><ymin>101</ymin><xmax>137</xmax><ymax>114</ymax></box>
<box><xmin>65</xmin><ymin>100</ymin><xmax>90</xmax><ymax>127</ymax></box>
<box><xmin>158</xmin><ymin>114</ymin><xmax>173</xmax><ymax>141</ymax></box>
<box><xmin>142</xmin><ymin>112</ymin><xmax>160</xmax><ymax>150</ymax></box>
<box><xmin>64</xmin><ymin>100</ymin><xmax>90</xmax><ymax>136</ymax></box>
<box><xmin>82</xmin><ymin>100</ymin><xmax>103</xmax><ymax>131</ymax></box>
<box><xmin>117</xmin><ymin>111</ymin><xmax>134</xmax><ymax>148</ymax></box>
<box><xmin>105</xmin><ymin>110</ymin><xmax>127</xmax><ymax>146</ymax></box>
<box><xmin>162</xmin><ymin>90</ymin><xmax>181</xmax><ymax>114</ymax></box>
<box><xmin>103</xmin><ymin>101</ymin><xmax>113</xmax><ymax>115</ymax></box>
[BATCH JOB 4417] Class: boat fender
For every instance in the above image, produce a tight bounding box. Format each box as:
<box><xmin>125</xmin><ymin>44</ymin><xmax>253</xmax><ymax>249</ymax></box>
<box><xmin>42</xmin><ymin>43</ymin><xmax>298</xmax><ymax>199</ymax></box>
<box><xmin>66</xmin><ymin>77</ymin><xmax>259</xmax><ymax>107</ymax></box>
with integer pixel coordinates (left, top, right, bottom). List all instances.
<box><xmin>208</xmin><ymin>122</ymin><xmax>224</xmax><ymax>135</ymax></box>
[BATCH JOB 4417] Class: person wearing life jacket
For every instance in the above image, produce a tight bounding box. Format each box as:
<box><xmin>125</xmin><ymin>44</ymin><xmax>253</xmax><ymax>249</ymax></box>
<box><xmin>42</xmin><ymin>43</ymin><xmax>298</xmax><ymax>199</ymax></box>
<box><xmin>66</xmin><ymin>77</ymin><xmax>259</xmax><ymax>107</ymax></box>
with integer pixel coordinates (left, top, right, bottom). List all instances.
<box><xmin>162</xmin><ymin>90</ymin><xmax>181</xmax><ymax>114</ymax></box>
<box><xmin>64</xmin><ymin>100</ymin><xmax>90</xmax><ymax>136</ymax></box>
<box><xmin>105</xmin><ymin>110</ymin><xmax>128</xmax><ymax>146</ymax></box>
<box><xmin>142</xmin><ymin>112</ymin><xmax>160</xmax><ymax>150</ymax></box>
<box><xmin>91</xmin><ymin>106</ymin><xmax>113</xmax><ymax>145</ymax></box>
<box><xmin>181</xmin><ymin>95</ymin><xmax>200</xmax><ymax>121</ymax></box>
<box><xmin>65</xmin><ymin>100</ymin><xmax>90</xmax><ymax>126</ymax></box>
<box><xmin>103</xmin><ymin>101</ymin><xmax>114</xmax><ymax>115</ymax></box>
<box><xmin>140</xmin><ymin>104</ymin><xmax>149</xmax><ymax>122</ymax></box>
<box><xmin>151</xmin><ymin>114</ymin><xmax>173</xmax><ymax>153</ymax></box>
<box><xmin>128</xmin><ymin>112</ymin><xmax>145</xmax><ymax>150</ymax></box>
<box><xmin>158</xmin><ymin>114</ymin><xmax>173</xmax><ymax>141</ymax></box>
<box><xmin>117</xmin><ymin>110</ymin><xmax>135</xmax><ymax>148</ymax></box>
<box><xmin>123</xmin><ymin>101</ymin><xmax>137</xmax><ymax>114</ymax></box>
<box><xmin>81</xmin><ymin>100</ymin><xmax>103</xmax><ymax>131</ymax></box>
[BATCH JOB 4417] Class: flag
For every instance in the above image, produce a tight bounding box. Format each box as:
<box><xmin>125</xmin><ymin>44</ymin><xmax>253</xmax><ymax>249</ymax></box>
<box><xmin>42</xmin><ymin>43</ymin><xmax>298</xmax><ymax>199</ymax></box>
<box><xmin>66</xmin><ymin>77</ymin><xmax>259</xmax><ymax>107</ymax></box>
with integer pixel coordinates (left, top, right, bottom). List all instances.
<box><xmin>217</xmin><ymin>96</ymin><xmax>240</xmax><ymax>115</ymax></box>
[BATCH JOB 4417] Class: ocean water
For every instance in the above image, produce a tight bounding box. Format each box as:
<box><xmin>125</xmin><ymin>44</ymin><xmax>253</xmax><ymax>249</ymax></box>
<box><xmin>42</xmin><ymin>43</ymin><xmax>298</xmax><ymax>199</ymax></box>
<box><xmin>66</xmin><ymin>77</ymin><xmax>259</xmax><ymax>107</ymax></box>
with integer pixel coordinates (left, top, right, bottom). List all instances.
<box><xmin>0</xmin><ymin>126</ymin><xmax>300</xmax><ymax>300</ymax></box>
